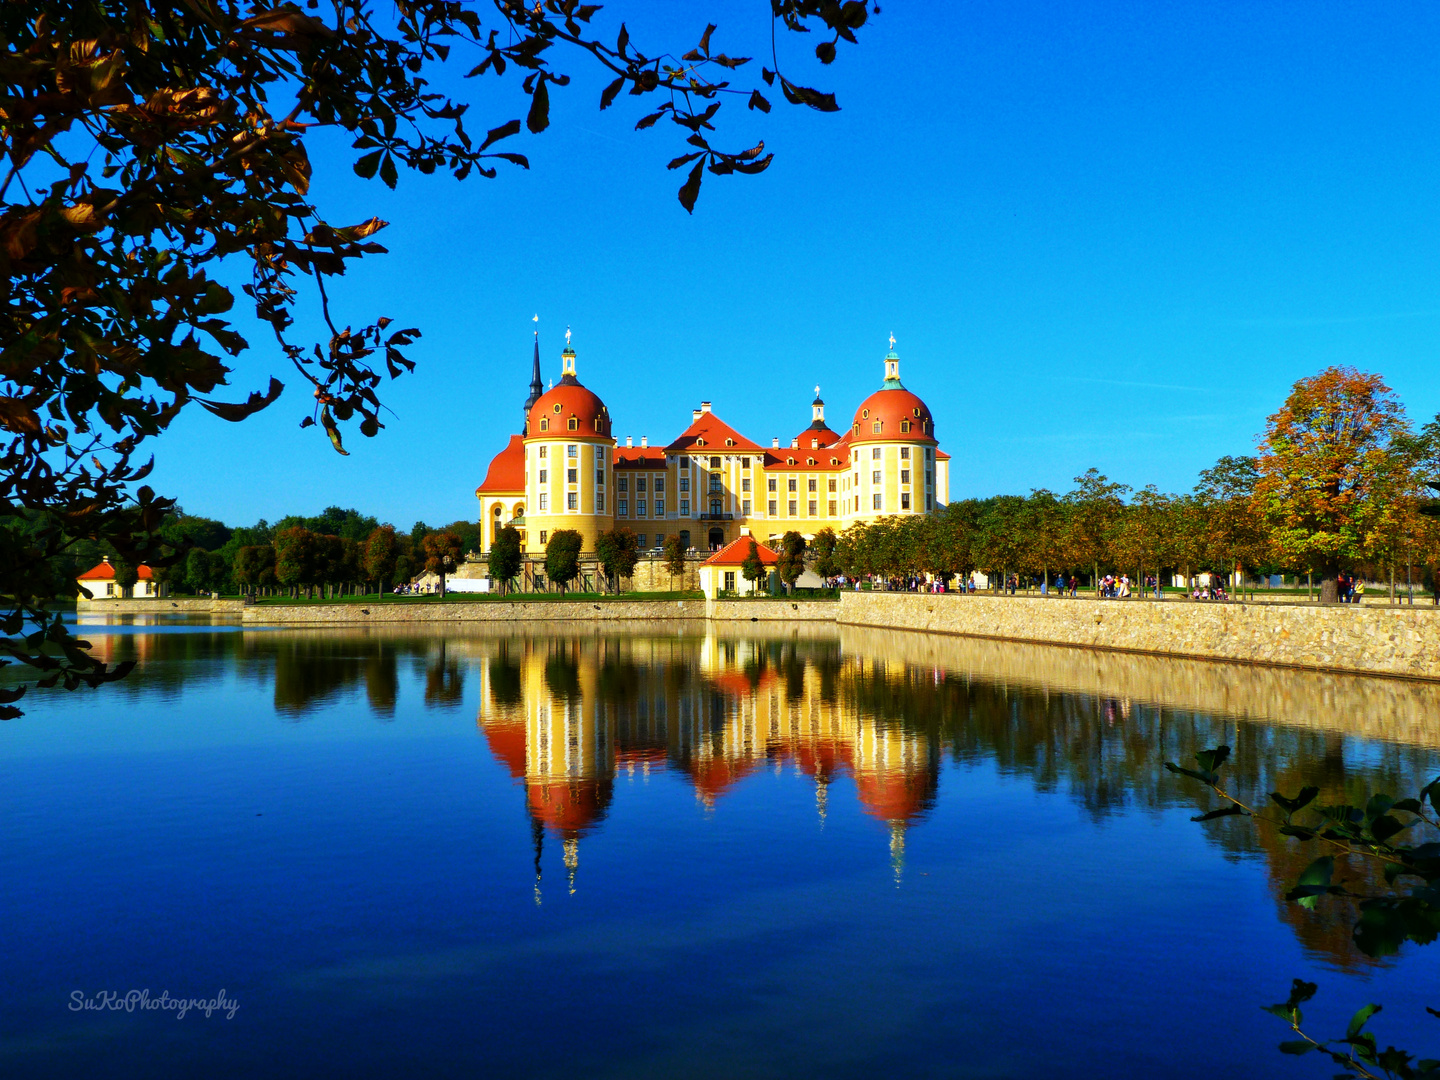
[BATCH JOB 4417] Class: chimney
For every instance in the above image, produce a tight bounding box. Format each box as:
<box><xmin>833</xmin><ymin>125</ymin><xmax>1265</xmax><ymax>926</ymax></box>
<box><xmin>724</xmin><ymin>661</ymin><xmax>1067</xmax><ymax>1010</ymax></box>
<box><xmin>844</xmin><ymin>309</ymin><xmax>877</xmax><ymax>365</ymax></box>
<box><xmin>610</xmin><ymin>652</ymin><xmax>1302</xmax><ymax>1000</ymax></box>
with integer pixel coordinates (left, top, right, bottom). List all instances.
<box><xmin>626</xmin><ymin>436</ymin><xmax>633</xmax><ymax>448</ymax></box>
<box><xmin>811</xmin><ymin>439</ymin><xmax>818</xmax><ymax>449</ymax></box>
<box><xmin>790</xmin><ymin>438</ymin><xmax>799</xmax><ymax>449</ymax></box>
<box><xmin>771</xmin><ymin>437</ymin><xmax>779</xmax><ymax>448</ymax></box>
<box><xmin>692</xmin><ymin>409</ymin><xmax>702</xmax><ymax>422</ymax></box>
<box><xmin>699</xmin><ymin>401</ymin><xmax>712</xmax><ymax>414</ymax></box>
<box><xmin>641</xmin><ymin>436</ymin><xmax>648</xmax><ymax>448</ymax></box>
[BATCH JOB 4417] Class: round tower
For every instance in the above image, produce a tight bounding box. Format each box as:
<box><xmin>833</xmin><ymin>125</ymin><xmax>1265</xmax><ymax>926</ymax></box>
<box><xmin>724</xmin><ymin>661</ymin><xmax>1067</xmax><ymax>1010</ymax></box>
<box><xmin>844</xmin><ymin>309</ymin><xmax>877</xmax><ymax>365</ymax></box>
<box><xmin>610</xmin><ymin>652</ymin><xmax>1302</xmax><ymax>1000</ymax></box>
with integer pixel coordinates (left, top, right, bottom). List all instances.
<box><xmin>845</xmin><ymin>339</ymin><xmax>938</xmax><ymax>522</ymax></box>
<box><xmin>522</xmin><ymin>334</ymin><xmax>616</xmax><ymax>552</ymax></box>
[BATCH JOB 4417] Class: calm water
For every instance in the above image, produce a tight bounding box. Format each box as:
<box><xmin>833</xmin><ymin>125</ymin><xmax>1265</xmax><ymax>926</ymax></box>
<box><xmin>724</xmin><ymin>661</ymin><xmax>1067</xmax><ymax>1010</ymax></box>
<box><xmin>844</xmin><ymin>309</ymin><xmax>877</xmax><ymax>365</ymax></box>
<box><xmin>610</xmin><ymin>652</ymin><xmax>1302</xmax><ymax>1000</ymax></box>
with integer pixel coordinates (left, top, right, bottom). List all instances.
<box><xmin>2</xmin><ymin>618</ymin><xmax>1438</xmax><ymax>1079</ymax></box>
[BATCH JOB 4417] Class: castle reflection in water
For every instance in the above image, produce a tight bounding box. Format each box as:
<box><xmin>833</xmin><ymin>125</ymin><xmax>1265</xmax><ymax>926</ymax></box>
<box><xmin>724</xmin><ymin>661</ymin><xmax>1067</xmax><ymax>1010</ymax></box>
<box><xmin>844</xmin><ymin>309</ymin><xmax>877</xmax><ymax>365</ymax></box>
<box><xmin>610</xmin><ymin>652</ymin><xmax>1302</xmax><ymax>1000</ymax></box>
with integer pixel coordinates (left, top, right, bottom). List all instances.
<box><xmin>477</xmin><ymin>631</ymin><xmax>936</xmax><ymax>894</ymax></box>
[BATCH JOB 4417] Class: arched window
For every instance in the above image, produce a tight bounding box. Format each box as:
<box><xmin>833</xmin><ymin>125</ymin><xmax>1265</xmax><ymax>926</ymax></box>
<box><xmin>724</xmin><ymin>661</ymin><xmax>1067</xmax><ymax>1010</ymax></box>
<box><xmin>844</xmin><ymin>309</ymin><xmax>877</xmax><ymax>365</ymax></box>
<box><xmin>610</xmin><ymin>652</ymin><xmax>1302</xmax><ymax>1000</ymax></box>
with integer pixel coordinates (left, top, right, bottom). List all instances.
<box><xmin>539</xmin><ymin>418</ymin><xmax>549</xmax><ymax>431</ymax></box>
<box><xmin>872</xmin><ymin>421</ymin><xmax>882</xmax><ymax>434</ymax></box>
<box><xmin>900</xmin><ymin>420</ymin><xmax>911</xmax><ymax>433</ymax></box>
<box><xmin>568</xmin><ymin>417</ymin><xmax>578</xmax><ymax>431</ymax></box>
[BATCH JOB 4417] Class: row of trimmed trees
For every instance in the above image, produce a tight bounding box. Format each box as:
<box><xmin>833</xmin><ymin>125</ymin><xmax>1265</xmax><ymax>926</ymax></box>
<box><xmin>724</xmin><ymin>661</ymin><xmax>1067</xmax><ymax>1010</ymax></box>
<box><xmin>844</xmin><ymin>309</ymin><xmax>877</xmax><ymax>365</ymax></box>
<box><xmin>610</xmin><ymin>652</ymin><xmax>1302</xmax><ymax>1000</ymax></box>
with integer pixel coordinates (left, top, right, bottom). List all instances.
<box><xmin>830</xmin><ymin>367</ymin><xmax>1440</xmax><ymax>602</ymax></box>
<box><xmin>224</xmin><ymin>525</ymin><xmax>466</xmax><ymax>598</ymax></box>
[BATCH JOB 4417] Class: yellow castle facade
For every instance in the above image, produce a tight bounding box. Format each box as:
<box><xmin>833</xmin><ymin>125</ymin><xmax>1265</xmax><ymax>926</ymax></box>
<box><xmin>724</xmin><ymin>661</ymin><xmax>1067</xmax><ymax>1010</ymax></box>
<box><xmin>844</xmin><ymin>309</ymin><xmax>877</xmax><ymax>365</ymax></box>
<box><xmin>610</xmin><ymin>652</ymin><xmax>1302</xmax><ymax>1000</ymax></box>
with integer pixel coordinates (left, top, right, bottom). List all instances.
<box><xmin>476</xmin><ymin>333</ymin><xmax>951</xmax><ymax>554</ymax></box>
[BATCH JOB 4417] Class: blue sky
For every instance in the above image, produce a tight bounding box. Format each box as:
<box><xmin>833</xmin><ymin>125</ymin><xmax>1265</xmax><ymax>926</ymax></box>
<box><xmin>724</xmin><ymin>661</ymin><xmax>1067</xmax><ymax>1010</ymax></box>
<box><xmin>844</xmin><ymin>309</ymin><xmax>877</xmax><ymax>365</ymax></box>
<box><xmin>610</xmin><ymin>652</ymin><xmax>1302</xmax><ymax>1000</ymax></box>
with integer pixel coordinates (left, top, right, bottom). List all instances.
<box><xmin>154</xmin><ymin>0</ymin><xmax>1440</xmax><ymax>527</ymax></box>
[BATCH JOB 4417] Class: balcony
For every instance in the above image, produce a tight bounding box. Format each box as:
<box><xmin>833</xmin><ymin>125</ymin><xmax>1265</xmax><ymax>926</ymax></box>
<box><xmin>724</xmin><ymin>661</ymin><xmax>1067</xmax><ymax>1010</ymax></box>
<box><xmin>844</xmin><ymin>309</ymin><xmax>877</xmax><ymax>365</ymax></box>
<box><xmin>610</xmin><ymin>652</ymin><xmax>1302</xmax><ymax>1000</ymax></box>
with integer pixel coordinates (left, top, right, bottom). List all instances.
<box><xmin>697</xmin><ymin>513</ymin><xmax>734</xmax><ymax>521</ymax></box>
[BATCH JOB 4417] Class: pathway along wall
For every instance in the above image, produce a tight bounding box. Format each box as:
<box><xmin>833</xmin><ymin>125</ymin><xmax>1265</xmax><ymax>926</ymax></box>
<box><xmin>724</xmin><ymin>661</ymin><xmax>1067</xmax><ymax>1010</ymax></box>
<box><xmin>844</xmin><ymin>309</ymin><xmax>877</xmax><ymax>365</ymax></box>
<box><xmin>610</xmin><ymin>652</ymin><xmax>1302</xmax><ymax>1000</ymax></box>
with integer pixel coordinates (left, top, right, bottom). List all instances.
<box><xmin>838</xmin><ymin>592</ymin><xmax>1440</xmax><ymax>682</ymax></box>
<box><xmin>236</xmin><ymin>598</ymin><xmax>837</xmax><ymax>626</ymax></box>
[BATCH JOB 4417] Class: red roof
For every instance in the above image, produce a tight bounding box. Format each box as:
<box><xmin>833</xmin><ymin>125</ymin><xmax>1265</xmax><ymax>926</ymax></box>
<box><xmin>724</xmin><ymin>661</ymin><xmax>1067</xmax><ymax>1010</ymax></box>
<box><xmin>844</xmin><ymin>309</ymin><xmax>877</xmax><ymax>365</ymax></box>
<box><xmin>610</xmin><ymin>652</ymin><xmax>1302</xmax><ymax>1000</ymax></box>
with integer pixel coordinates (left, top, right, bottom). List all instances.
<box><xmin>936</xmin><ymin>449</ymin><xmax>950</xmax><ymax>460</ymax></box>
<box><xmin>702</xmin><ymin>536</ymin><xmax>779</xmax><ymax>567</ymax></box>
<box><xmin>849</xmin><ymin>387</ymin><xmax>937</xmax><ymax>446</ymax></box>
<box><xmin>612</xmin><ymin>447</ymin><xmax>667</xmax><ymax>470</ymax></box>
<box><xmin>790</xmin><ymin>421</ymin><xmax>842</xmax><ymax>450</ymax></box>
<box><xmin>763</xmin><ymin>450</ymin><xmax>847</xmax><ymax>472</ymax></box>
<box><xmin>476</xmin><ymin>434</ymin><xmax>525</xmax><ymax>495</ymax></box>
<box><xmin>77</xmin><ymin>559</ymin><xmax>154</xmax><ymax>581</ymax></box>
<box><xmin>526</xmin><ymin>377</ymin><xmax>611</xmax><ymax>438</ymax></box>
<box><xmin>665</xmin><ymin>408</ymin><xmax>766</xmax><ymax>454</ymax></box>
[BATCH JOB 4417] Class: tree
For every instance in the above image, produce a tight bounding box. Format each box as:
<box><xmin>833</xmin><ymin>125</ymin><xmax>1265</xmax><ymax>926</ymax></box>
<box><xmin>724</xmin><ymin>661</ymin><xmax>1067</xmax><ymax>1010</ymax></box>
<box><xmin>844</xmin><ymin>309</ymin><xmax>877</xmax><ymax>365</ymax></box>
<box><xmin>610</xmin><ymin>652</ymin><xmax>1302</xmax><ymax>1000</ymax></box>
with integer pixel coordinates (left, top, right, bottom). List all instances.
<box><xmin>595</xmin><ymin>528</ymin><xmax>640</xmax><ymax>593</ymax></box>
<box><xmin>111</xmin><ymin>556</ymin><xmax>140</xmax><ymax>598</ymax></box>
<box><xmin>1254</xmin><ymin>367</ymin><xmax>1415</xmax><ymax>603</ymax></box>
<box><xmin>362</xmin><ymin>526</ymin><xmax>399</xmax><ymax>598</ymax></box>
<box><xmin>663</xmin><ymin>534</ymin><xmax>688</xmax><ymax>590</ymax></box>
<box><xmin>184</xmin><ymin>547</ymin><xmax>215</xmax><ymax>595</ymax></box>
<box><xmin>812</xmin><ymin>528</ymin><xmax>839</xmax><ymax>582</ymax></box>
<box><xmin>1064</xmin><ymin>469</ymin><xmax>1131</xmax><ymax>594</ymax></box>
<box><xmin>777</xmin><ymin>531</ymin><xmax>806</xmax><ymax>594</ymax></box>
<box><xmin>488</xmin><ymin>526</ymin><xmax>523</xmax><ymax>595</ymax></box>
<box><xmin>422</xmin><ymin>531</ymin><xmax>463</xmax><ymax>597</ymax></box>
<box><xmin>233</xmin><ymin>545</ymin><xmax>277</xmax><ymax>596</ymax></box>
<box><xmin>544</xmin><ymin>530</ymin><xmax>584</xmax><ymax>594</ymax></box>
<box><xmin>1</xmin><ymin>1</ymin><xmax>869</xmax><ymax>715</ymax></box>
<box><xmin>274</xmin><ymin>527</ymin><xmax>317</xmax><ymax>597</ymax></box>
<box><xmin>741</xmin><ymin>539</ymin><xmax>768</xmax><ymax>594</ymax></box>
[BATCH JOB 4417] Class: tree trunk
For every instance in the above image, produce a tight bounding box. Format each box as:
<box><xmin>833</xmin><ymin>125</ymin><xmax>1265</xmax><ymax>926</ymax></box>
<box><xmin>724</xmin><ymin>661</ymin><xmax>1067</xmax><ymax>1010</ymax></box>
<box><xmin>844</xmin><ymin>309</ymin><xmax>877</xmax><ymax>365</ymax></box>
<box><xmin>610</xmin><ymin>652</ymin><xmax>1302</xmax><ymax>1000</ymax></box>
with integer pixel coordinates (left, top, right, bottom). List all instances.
<box><xmin>1319</xmin><ymin>576</ymin><xmax>1338</xmax><ymax>604</ymax></box>
<box><xmin>1307</xmin><ymin>572</ymin><xmax>1312</xmax><ymax>602</ymax></box>
<box><xmin>1389</xmin><ymin>564</ymin><xmax>1395</xmax><ymax>605</ymax></box>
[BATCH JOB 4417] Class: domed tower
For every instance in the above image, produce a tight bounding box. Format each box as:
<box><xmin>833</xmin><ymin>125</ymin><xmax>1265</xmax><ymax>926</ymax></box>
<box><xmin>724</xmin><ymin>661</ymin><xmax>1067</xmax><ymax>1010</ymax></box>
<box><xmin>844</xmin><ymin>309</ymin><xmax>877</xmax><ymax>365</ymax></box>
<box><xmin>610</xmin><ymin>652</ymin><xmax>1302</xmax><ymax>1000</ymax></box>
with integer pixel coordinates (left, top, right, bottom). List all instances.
<box><xmin>522</xmin><ymin>331</ymin><xmax>616</xmax><ymax>553</ymax></box>
<box><xmin>844</xmin><ymin>337</ymin><xmax>938</xmax><ymax>523</ymax></box>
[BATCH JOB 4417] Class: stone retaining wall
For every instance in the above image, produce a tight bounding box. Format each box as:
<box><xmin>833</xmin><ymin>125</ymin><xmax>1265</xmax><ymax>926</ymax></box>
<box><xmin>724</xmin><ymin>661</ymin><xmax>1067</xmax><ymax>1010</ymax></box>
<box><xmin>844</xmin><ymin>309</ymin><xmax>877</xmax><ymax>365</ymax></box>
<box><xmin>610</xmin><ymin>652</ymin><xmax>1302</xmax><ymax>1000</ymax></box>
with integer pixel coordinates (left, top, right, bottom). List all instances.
<box><xmin>242</xmin><ymin>599</ymin><xmax>707</xmax><ymax>625</ymax></box>
<box><xmin>78</xmin><ymin>597</ymin><xmax>245</xmax><ymax>615</ymax></box>
<box><xmin>837</xmin><ymin>592</ymin><xmax>1440</xmax><ymax>681</ymax></box>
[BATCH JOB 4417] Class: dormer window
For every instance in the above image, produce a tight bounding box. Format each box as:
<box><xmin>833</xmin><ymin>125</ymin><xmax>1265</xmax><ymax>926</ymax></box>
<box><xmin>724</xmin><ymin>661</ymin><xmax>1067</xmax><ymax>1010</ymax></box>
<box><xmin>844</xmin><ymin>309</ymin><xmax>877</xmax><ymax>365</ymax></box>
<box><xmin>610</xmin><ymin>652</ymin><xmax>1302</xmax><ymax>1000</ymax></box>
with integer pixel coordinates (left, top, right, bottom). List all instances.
<box><xmin>553</xmin><ymin>403</ymin><xmax>562</xmax><ymax>413</ymax></box>
<box><xmin>872</xmin><ymin>421</ymin><xmax>882</xmax><ymax>434</ymax></box>
<box><xmin>913</xmin><ymin>407</ymin><xmax>921</xmax><ymax>417</ymax></box>
<box><xmin>787</xmin><ymin>457</ymin><xmax>796</xmax><ymax>465</ymax></box>
<box><xmin>539</xmin><ymin>418</ymin><xmax>549</xmax><ymax>431</ymax></box>
<box><xmin>900</xmin><ymin>420</ymin><xmax>911</xmax><ymax>433</ymax></box>
<box><xmin>568</xmin><ymin>417</ymin><xmax>578</xmax><ymax>431</ymax></box>
<box><xmin>807</xmin><ymin>458</ymin><xmax>816</xmax><ymax>465</ymax></box>
<box><xmin>862</xmin><ymin>409</ymin><xmax>870</xmax><ymax>419</ymax></box>
<box><xmin>695</xmin><ymin>438</ymin><xmax>705</xmax><ymax>447</ymax></box>
<box><xmin>725</xmin><ymin>438</ymin><xmax>734</xmax><ymax>446</ymax></box>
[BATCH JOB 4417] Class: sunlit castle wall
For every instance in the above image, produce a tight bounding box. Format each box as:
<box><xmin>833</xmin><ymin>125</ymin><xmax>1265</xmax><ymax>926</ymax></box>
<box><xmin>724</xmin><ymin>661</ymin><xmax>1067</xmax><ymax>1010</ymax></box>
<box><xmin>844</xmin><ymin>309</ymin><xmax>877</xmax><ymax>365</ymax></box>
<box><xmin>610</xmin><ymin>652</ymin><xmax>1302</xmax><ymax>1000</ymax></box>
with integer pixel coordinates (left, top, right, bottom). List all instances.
<box><xmin>841</xmin><ymin>347</ymin><xmax>944</xmax><ymax>525</ymax></box>
<box><xmin>522</xmin><ymin>344</ymin><xmax>616</xmax><ymax>553</ymax></box>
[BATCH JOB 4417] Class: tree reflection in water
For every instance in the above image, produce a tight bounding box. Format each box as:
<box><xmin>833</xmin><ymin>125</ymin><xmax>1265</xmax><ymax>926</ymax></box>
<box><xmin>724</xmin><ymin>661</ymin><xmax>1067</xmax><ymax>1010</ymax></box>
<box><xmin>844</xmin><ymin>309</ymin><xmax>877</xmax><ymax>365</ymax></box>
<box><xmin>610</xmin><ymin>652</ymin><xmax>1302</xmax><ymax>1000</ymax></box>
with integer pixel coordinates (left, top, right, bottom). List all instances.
<box><xmin>62</xmin><ymin>621</ymin><xmax>1440</xmax><ymax>968</ymax></box>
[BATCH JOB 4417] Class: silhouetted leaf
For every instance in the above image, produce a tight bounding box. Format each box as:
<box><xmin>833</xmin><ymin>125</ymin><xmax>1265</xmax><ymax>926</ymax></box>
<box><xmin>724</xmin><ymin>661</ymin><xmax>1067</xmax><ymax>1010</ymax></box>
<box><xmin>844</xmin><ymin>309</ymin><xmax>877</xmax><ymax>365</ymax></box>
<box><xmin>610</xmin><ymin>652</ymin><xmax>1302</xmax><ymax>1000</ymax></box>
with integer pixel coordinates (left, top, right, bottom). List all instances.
<box><xmin>678</xmin><ymin>157</ymin><xmax>703</xmax><ymax>213</ymax></box>
<box><xmin>527</xmin><ymin>77</ymin><xmax>550</xmax><ymax>133</ymax></box>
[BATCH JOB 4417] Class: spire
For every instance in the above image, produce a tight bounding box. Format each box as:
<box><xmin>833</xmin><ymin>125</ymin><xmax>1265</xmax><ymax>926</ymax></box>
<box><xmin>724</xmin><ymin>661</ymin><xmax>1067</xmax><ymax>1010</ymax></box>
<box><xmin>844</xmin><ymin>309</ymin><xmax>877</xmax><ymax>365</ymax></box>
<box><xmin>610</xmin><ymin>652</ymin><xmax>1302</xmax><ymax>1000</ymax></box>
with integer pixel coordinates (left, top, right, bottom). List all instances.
<box><xmin>889</xmin><ymin>820</ymin><xmax>906</xmax><ymax>887</ymax></box>
<box><xmin>560</xmin><ymin>326</ymin><xmax>578</xmax><ymax>384</ymax></box>
<box><xmin>523</xmin><ymin>327</ymin><xmax>544</xmax><ymax>430</ymax></box>
<box><xmin>563</xmin><ymin>835</ymin><xmax>579</xmax><ymax>895</ymax></box>
<box><xmin>811</xmin><ymin>385</ymin><xmax>825</xmax><ymax>426</ymax></box>
<box><xmin>882</xmin><ymin>334</ymin><xmax>903</xmax><ymax>389</ymax></box>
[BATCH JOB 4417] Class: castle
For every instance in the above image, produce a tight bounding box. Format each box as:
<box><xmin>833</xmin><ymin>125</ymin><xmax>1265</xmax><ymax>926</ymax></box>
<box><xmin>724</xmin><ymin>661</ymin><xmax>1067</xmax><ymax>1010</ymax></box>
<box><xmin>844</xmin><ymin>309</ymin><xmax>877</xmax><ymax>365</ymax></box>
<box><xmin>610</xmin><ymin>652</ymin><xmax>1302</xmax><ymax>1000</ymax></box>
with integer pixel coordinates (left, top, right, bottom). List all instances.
<box><xmin>476</xmin><ymin>332</ymin><xmax>950</xmax><ymax>556</ymax></box>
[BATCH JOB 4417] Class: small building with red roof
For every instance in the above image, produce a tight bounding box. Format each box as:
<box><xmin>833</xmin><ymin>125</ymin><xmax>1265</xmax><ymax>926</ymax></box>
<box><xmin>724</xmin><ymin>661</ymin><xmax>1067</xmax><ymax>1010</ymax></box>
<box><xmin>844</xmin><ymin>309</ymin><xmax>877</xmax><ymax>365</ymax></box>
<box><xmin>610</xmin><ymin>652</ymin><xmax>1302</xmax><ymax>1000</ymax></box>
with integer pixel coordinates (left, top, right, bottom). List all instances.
<box><xmin>75</xmin><ymin>556</ymin><xmax>160</xmax><ymax>601</ymax></box>
<box><xmin>698</xmin><ymin>532</ymin><xmax>778</xmax><ymax>598</ymax></box>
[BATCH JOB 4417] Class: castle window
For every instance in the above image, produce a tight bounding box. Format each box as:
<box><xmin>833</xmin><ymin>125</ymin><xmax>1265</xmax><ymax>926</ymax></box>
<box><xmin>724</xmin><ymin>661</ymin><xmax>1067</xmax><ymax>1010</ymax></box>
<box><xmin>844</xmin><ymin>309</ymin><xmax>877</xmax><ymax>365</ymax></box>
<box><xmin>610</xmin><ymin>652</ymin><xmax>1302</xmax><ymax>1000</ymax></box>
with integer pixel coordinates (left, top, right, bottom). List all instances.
<box><xmin>710</xmin><ymin>498</ymin><xmax>722</xmax><ymax>516</ymax></box>
<box><xmin>539</xmin><ymin>493</ymin><xmax>549</xmax><ymax>510</ymax></box>
<box><xmin>828</xmin><ymin>479</ymin><xmax>837</xmax><ymax>492</ymax></box>
<box><xmin>655</xmin><ymin>477</ymin><xmax>665</xmax><ymax>493</ymax></box>
<box><xmin>597</xmin><ymin>492</ymin><xmax>605</xmax><ymax>511</ymax></box>
<box><xmin>901</xmin><ymin>447</ymin><xmax>910</xmax><ymax>459</ymax></box>
<box><xmin>767</xmin><ymin>478</ymin><xmax>776</xmax><ymax>492</ymax></box>
<box><xmin>567</xmin><ymin>493</ymin><xmax>578</xmax><ymax>510</ymax></box>
<box><xmin>872</xmin><ymin>471</ymin><xmax>881</xmax><ymax>485</ymax></box>
<box><xmin>679</xmin><ymin>476</ymin><xmax>690</xmax><ymax>493</ymax></box>
<box><xmin>593</xmin><ymin>419</ymin><xmax>602</xmax><ymax>432</ymax></box>
<box><xmin>768</xmin><ymin>500</ymin><xmax>777</xmax><ymax>516</ymax></box>
<box><xmin>725</xmin><ymin>438</ymin><xmax>734</xmax><ymax>447</ymax></box>
<box><xmin>807</xmin><ymin>478</ymin><xmax>817</xmax><ymax>492</ymax></box>
<box><xmin>741</xmin><ymin>477</ymin><xmax>751</xmax><ymax>492</ymax></box>
<box><xmin>710</xmin><ymin>456</ymin><xmax>721</xmax><ymax>468</ymax></box>
<box><xmin>596</xmin><ymin>470</ymin><xmax>604</xmax><ymax>486</ymax></box>
<box><xmin>828</xmin><ymin>500</ymin><xmax>837</xmax><ymax>516</ymax></box>
<box><xmin>787</xmin><ymin>478</ymin><xmax>797</xmax><ymax>492</ymax></box>
<box><xmin>680</xmin><ymin>456</ymin><xmax>690</xmax><ymax>467</ymax></box>
<box><xmin>927</xmin><ymin>494</ymin><xmax>933</xmax><ymax>510</ymax></box>
<box><xmin>540</xmin><ymin>531</ymin><xmax>547</xmax><ymax>544</ymax></box>
<box><xmin>913</xmin><ymin>407</ymin><xmax>921</xmax><ymax>417</ymax></box>
<box><xmin>553</xmin><ymin>403</ymin><xmax>562</xmax><ymax>413</ymax></box>
<box><xmin>567</xmin><ymin>468</ymin><xmax>577</xmax><ymax>483</ymax></box>
<box><xmin>636</xmin><ymin>477</ymin><xmax>647</xmax><ymax>492</ymax></box>
<box><xmin>862</xmin><ymin>409</ymin><xmax>869</xmax><ymax>419</ymax></box>
<box><xmin>619</xmin><ymin>499</ymin><xmax>628</xmax><ymax>516</ymax></box>
<box><xmin>901</xmin><ymin>469</ymin><xmax>911</xmax><ymax>484</ymax></box>
<box><xmin>538</xmin><ymin>468</ymin><xmax>547</xmax><ymax>483</ymax></box>
<box><xmin>680</xmin><ymin>499</ymin><xmax>690</xmax><ymax>516</ymax></box>
<box><xmin>709</xmin><ymin>474</ymin><xmax>722</xmax><ymax>493</ymax></box>
<box><xmin>637</xmin><ymin>500</ymin><xmax>646</xmax><ymax>517</ymax></box>
<box><xmin>742</xmin><ymin>457</ymin><xmax>751</xmax><ymax>469</ymax></box>
<box><xmin>742</xmin><ymin>500</ymin><xmax>750</xmax><ymax>516</ymax></box>
<box><xmin>853</xmin><ymin>424</ymin><xmax>860</xmax><ymax>435</ymax></box>
<box><xmin>539</xmin><ymin>446</ymin><xmax>547</xmax><ymax>458</ymax></box>
<box><xmin>788</xmin><ymin>500</ymin><xmax>797</xmax><ymax>516</ymax></box>
<box><xmin>539</xmin><ymin>418</ymin><xmax>549</xmax><ymax>431</ymax></box>
<box><xmin>568</xmin><ymin>417</ymin><xmax>578</xmax><ymax>431</ymax></box>
<box><xmin>926</xmin><ymin>471</ymin><xmax>933</xmax><ymax>486</ymax></box>
<box><xmin>871</xmin><ymin>447</ymin><xmax>881</xmax><ymax>460</ymax></box>
<box><xmin>567</xmin><ymin>444</ymin><xmax>577</xmax><ymax>458</ymax></box>
<box><xmin>695</xmin><ymin>438</ymin><xmax>705</xmax><ymax>447</ymax></box>
<box><xmin>807</xmin><ymin>458</ymin><xmax>816</xmax><ymax>465</ymax></box>
<box><xmin>808</xmin><ymin>500</ymin><xmax>817</xmax><ymax>516</ymax></box>
<box><xmin>900</xmin><ymin>421</ymin><xmax>911</xmax><ymax>433</ymax></box>
<box><xmin>655</xmin><ymin>499</ymin><xmax>665</xmax><ymax>516</ymax></box>
<box><xmin>619</xmin><ymin>477</ymin><xmax>628</xmax><ymax>492</ymax></box>
<box><xmin>873</xmin><ymin>493</ymin><xmax>882</xmax><ymax>510</ymax></box>
<box><xmin>872</xmin><ymin>421</ymin><xmax>882</xmax><ymax>434</ymax></box>
<box><xmin>902</xmin><ymin>492</ymin><xmax>911</xmax><ymax>510</ymax></box>
<box><xmin>787</xmin><ymin>457</ymin><xmax>795</xmax><ymax>466</ymax></box>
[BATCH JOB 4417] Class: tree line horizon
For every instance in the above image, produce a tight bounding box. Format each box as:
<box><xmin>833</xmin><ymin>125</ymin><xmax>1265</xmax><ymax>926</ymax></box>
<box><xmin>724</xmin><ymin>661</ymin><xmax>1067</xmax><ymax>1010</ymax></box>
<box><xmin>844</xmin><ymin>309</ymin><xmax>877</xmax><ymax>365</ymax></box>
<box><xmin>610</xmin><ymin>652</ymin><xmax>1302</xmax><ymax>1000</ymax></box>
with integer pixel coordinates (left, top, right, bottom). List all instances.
<box><xmin>55</xmin><ymin>364</ymin><xmax>1440</xmax><ymax>602</ymax></box>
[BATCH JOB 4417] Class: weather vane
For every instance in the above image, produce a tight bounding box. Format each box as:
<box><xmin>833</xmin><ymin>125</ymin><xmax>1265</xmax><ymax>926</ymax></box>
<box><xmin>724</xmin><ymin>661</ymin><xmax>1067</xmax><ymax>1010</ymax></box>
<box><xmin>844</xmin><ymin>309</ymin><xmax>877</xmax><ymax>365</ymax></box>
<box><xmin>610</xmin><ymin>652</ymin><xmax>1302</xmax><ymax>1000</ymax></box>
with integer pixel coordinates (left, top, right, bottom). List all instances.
<box><xmin>815</xmin><ymin>385</ymin><xmax>821</xmax><ymax>398</ymax></box>
<box><xmin>565</xmin><ymin>325</ymin><xmax>572</xmax><ymax>347</ymax></box>
<box><xmin>533</xmin><ymin>313</ymin><xmax>538</xmax><ymax>335</ymax></box>
<box><xmin>888</xmin><ymin>332</ymin><xmax>896</xmax><ymax>350</ymax></box>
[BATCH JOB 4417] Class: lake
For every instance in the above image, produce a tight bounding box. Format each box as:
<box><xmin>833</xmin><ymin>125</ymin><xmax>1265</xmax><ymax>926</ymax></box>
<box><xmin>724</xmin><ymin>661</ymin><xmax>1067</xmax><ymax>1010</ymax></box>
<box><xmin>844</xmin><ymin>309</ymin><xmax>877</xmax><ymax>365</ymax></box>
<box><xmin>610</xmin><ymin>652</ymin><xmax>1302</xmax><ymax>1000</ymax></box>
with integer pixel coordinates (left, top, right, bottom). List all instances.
<box><xmin>2</xmin><ymin>618</ymin><xmax>1437</xmax><ymax>1079</ymax></box>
